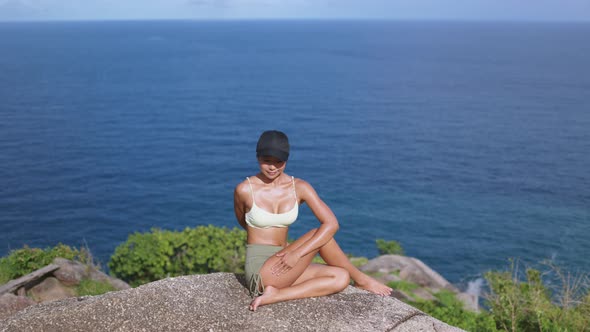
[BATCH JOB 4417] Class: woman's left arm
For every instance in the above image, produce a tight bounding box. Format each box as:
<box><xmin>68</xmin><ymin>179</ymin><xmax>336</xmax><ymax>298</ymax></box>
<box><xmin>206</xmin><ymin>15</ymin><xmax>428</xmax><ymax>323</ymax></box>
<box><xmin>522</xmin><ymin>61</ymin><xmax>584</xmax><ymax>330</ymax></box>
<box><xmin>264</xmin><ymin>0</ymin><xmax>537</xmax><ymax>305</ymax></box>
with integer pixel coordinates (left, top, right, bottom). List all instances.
<box><xmin>285</xmin><ymin>179</ymin><xmax>339</xmax><ymax>258</ymax></box>
<box><xmin>271</xmin><ymin>179</ymin><xmax>340</xmax><ymax>275</ymax></box>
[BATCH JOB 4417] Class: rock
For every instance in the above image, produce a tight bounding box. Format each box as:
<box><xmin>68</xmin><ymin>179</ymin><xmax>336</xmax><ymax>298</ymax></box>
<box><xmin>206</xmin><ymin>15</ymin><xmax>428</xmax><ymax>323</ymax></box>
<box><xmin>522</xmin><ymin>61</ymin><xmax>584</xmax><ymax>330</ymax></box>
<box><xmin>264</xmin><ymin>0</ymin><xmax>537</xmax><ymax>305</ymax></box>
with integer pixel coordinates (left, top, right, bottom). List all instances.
<box><xmin>381</xmin><ymin>273</ymin><xmax>401</xmax><ymax>283</ymax></box>
<box><xmin>400</xmin><ymin>265</ymin><xmax>432</xmax><ymax>287</ymax></box>
<box><xmin>52</xmin><ymin>258</ymin><xmax>130</xmax><ymax>290</ymax></box>
<box><xmin>391</xmin><ymin>289</ymin><xmax>415</xmax><ymax>302</ymax></box>
<box><xmin>87</xmin><ymin>268</ymin><xmax>130</xmax><ymax>290</ymax></box>
<box><xmin>0</xmin><ymin>259</ymin><xmax>130</xmax><ymax>320</ymax></box>
<box><xmin>393</xmin><ymin>313</ymin><xmax>455</xmax><ymax>332</ymax></box>
<box><xmin>360</xmin><ymin>255</ymin><xmax>415</xmax><ymax>273</ymax></box>
<box><xmin>0</xmin><ymin>273</ymin><xmax>465</xmax><ymax>332</ymax></box>
<box><xmin>0</xmin><ymin>264</ymin><xmax>59</xmax><ymax>296</ymax></box>
<box><xmin>28</xmin><ymin>277</ymin><xmax>75</xmax><ymax>303</ymax></box>
<box><xmin>410</xmin><ymin>258</ymin><xmax>458</xmax><ymax>292</ymax></box>
<box><xmin>412</xmin><ymin>288</ymin><xmax>436</xmax><ymax>302</ymax></box>
<box><xmin>0</xmin><ymin>294</ymin><xmax>36</xmax><ymax>320</ymax></box>
<box><xmin>52</xmin><ymin>258</ymin><xmax>88</xmax><ymax>286</ymax></box>
<box><xmin>361</xmin><ymin>255</ymin><xmax>458</xmax><ymax>292</ymax></box>
<box><xmin>105</xmin><ymin>277</ymin><xmax>131</xmax><ymax>291</ymax></box>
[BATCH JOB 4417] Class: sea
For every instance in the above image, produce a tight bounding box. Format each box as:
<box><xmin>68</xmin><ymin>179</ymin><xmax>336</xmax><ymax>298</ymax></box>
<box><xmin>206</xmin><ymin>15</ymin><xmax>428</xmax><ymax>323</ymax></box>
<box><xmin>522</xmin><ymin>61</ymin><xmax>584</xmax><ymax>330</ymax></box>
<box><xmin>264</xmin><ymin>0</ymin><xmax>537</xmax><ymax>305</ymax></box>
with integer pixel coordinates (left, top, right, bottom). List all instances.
<box><xmin>1</xmin><ymin>20</ymin><xmax>589</xmax><ymax>290</ymax></box>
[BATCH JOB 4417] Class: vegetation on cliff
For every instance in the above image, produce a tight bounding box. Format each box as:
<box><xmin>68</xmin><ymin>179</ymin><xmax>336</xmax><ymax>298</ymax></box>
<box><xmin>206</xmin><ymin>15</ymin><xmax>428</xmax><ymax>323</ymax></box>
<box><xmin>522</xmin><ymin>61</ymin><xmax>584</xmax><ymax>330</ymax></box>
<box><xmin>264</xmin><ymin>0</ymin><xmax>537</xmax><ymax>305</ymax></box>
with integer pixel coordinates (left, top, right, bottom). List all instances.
<box><xmin>0</xmin><ymin>245</ymin><xmax>119</xmax><ymax>299</ymax></box>
<box><xmin>108</xmin><ymin>225</ymin><xmax>246</xmax><ymax>287</ymax></box>
<box><xmin>410</xmin><ymin>289</ymin><xmax>498</xmax><ymax>331</ymax></box>
<box><xmin>2</xmin><ymin>226</ymin><xmax>589</xmax><ymax>331</ymax></box>
<box><xmin>0</xmin><ymin>244</ymin><xmax>92</xmax><ymax>284</ymax></box>
<box><xmin>483</xmin><ymin>261</ymin><xmax>590</xmax><ymax>332</ymax></box>
<box><xmin>376</xmin><ymin>238</ymin><xmax>404</xmax><ymax>256</ymax></box>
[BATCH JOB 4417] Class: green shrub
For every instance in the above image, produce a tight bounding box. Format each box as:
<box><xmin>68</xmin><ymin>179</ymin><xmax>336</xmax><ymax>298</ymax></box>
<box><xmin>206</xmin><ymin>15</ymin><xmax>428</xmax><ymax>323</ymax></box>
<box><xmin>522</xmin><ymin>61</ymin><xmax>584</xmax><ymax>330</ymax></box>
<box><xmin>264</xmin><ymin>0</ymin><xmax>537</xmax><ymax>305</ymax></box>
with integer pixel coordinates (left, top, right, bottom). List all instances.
<box><xmin>108</xmin><ymin>225</ymin><xmax>247</xmax><ymax>286</ymax></box>
<box><xmin>312</xmin><ymin>255</ymin><xmax>326</xmax><ymax>264</ymax></box>
<box><xmin>348</xmin><ymin>256</ymin><xmax>369</xmax><ymax>268</ymax></box>
<box><xmin>0</xmin><ymin>263</ymin><xmax>12</xmax><ymax>285</ymax></box>
<box><xmin>411</xmin><ymin>290</ymin><xmax>499</xmax><ymax>332</ymax></box>
<box><xmin>375</xmin><ymin>239</ymin><xmax>404</xmax><ymax>255</ymax></box>
<box><xmin>0</xmin><ymin>243</ymin><xmax>92</xmax><ymax>284</ymax></box>
<box><xmin>387</xmin><ymin>280</ymin><xmax>419</xmax><ymax>293</ymax></box>
<box><xmin>75</xmin><ymin>279</ymin><xmax>117</xmax><ymax>296</ymax></box>
<box><xmin>484</xmin><ymin>260</ymin><xmax>590</xmax><ymax>332</ymax></box>
<box><xmin>396</xmin><ymin>259</ymin><xmax>590</xmax><ymax>332</ymax></box>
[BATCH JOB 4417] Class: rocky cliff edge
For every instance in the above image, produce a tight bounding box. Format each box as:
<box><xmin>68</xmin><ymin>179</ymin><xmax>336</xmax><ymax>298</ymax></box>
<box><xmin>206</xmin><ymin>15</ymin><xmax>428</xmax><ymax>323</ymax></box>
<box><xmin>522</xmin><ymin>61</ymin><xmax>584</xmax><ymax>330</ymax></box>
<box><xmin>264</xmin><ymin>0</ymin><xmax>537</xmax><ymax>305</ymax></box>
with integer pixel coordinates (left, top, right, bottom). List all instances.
<box><xmin>1</xmin><ymin>272</ymin><xmax>464</xmax><ymax>332</ymax></box>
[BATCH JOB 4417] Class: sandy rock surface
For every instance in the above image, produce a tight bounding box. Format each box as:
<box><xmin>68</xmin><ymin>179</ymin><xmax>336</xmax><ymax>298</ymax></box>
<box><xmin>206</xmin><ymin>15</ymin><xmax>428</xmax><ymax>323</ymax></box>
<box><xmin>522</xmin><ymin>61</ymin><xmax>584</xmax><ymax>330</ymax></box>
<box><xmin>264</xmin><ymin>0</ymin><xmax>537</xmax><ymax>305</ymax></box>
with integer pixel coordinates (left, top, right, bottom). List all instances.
<box><xmin>0</xmin><ymin>294</ymin><xmax>36</xmax><ymax>320</ymax></box>
<box><xmin>0</xmin><ymin>273</ymin><xmax>464</xmax><ymax>332</ymax></box>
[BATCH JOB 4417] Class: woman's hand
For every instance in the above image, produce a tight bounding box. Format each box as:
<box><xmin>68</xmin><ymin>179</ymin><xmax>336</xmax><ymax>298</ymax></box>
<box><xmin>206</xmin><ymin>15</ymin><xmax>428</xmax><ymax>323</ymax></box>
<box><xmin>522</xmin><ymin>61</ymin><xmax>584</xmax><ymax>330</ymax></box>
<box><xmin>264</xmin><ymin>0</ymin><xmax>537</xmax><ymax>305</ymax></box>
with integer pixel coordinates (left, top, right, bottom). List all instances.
<box><xmin>271</xmin><ymin>251</ymin><xmax>301</xmax><ymax>276</ymax></box>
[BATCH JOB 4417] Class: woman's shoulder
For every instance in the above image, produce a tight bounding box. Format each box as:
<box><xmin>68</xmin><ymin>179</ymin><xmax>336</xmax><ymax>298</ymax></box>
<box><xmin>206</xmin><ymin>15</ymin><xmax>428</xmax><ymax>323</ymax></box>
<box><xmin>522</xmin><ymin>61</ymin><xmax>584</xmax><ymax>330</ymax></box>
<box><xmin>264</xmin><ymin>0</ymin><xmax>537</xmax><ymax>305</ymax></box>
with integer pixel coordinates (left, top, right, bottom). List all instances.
<box><xmin>234</xmin><ymin>177</ymin><xmax>252</xmax><ymax>196</ymax></box>
<box><xmin>292</xmin><ymin>177</ymin><xmax>315</xmax><ymax>194</ymax></box>
<box><xmin>292</xmin><ymin>176</ymin><xmax>309</xmax><ymax>186</ymax></box>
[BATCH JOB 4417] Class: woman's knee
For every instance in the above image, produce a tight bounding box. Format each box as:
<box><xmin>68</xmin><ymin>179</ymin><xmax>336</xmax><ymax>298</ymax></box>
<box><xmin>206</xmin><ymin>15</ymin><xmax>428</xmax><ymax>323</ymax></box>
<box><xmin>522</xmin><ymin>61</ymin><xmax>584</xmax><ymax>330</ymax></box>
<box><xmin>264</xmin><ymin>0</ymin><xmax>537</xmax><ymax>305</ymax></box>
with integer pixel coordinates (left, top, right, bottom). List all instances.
<box><xmin>332</xmin><ymin>267</ymin><xmax>350</xmax><ymax>291</ymax></box>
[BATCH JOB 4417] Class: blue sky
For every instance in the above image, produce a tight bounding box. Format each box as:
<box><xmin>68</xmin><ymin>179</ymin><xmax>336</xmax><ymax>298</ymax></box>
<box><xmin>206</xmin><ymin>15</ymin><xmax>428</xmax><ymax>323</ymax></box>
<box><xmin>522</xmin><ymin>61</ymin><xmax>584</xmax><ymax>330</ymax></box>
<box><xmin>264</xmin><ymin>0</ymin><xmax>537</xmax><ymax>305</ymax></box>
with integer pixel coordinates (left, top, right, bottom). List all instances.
<box><xmin>0</xmin><ymin>0</ymin><xmax>589</xmax><ymax>21</ymax></box>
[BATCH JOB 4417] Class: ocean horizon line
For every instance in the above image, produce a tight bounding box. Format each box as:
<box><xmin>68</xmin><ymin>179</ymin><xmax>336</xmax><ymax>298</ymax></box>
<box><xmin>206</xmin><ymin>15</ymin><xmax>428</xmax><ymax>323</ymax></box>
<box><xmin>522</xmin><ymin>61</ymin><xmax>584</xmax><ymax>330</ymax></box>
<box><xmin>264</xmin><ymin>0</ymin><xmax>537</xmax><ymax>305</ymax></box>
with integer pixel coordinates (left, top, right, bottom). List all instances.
<box><xmin>1</xmin><ymin>18</ymin><xmax>590</xmax><ymax>24</ymax></box>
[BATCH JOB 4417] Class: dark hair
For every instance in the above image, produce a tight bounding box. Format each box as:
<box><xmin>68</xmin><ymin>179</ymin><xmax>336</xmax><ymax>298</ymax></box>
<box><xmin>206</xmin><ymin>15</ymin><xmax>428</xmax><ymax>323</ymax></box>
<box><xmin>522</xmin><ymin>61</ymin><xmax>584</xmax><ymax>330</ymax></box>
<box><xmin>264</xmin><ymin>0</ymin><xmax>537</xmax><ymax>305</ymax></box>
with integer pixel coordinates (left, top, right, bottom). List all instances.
<box><xmin>256</xmin><ymin>130</ymin><xmax>290</xmax><ymax>161</ymax></box>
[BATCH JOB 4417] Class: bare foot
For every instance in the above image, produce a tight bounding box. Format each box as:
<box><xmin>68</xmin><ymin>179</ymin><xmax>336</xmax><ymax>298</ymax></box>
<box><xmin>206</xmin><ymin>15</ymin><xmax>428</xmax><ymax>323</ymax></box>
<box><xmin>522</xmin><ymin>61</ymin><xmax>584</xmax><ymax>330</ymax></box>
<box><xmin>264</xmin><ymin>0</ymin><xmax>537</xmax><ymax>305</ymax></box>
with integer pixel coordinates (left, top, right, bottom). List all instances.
<box><xmin>249</xmin><ymin>285</ymin><xmax>280</xmax><ymax>311</ymax></box>
<box><xmin>354</xmin><ymin>275</ymin><xmax>393</xmax><ymax>296</ymax></box>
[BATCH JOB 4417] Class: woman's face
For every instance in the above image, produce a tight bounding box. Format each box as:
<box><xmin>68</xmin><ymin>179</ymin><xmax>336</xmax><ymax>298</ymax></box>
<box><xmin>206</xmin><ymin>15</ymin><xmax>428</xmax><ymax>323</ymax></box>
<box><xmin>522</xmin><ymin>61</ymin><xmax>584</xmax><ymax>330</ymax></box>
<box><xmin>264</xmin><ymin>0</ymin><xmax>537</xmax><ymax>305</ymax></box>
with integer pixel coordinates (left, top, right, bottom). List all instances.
<box><xmin>258</xmin><ymin>156</ymin><xmax>286</xmax><ymax>180</ymax></box>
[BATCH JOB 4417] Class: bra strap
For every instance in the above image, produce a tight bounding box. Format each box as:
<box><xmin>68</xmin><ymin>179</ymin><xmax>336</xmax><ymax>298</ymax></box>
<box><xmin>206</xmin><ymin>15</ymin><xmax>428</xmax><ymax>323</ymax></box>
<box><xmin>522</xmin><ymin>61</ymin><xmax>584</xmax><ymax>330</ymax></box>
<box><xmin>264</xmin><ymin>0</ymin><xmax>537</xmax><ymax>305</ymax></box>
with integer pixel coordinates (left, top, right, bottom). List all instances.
<box><xmin>291</xmin><ymin>176</ymin><xmax>298</xmax><ymax>201</ymax></box>
<box><xmin>246</xmin><ymin>177</ymin><xmax>255</xmax><ymax>202</ymax></box>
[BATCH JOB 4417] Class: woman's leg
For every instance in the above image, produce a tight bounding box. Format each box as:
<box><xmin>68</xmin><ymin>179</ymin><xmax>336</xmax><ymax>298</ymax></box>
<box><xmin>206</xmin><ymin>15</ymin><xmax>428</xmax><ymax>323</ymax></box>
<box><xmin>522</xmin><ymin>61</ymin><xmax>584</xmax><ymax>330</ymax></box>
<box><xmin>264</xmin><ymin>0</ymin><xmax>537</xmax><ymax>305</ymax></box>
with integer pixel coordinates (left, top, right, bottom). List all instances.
<box><xmin>249</xmin><ymin>229</ymin><xmax>348</xmax><ymax>311</ymax></box>
<box><xmin>318</xmin><ymin>238</ymin><xmax>392</xmax><ymax>295</ymax></box>
<box><xmin>249</xmin><ymin>229</ymin><xmax>391</xmax><ymax>310</ymax></box>
<box><xmin>250</xmin><ymin>263</ymin><xmax>349</xmax><ymax>311</ymax></box>
<box><xmin>280</xmin><ymin>228</ymin><xmax>391</xmax><ymax>295</ymax></box>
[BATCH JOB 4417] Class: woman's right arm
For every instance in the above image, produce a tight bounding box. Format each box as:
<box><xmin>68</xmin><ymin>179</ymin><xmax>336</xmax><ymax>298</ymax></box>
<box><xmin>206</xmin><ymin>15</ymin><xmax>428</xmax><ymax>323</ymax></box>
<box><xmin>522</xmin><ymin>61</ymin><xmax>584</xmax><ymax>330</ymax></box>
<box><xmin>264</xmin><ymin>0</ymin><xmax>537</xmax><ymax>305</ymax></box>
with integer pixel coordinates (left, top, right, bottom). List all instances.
<box><xmin>234</xmin><ymin>182</ymin><xmax>249</xmax><ymax>230</ymax></box>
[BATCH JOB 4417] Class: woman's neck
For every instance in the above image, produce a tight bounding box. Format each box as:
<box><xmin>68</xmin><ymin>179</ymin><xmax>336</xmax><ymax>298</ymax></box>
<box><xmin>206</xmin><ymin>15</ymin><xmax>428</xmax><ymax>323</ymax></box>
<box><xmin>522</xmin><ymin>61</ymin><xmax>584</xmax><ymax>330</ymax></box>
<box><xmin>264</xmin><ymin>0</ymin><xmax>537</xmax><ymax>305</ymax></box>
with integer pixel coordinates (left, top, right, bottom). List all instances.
<box><xmin>256</xmin><ymin>173</ymin><xmax>288</xmax><ymax>186</ymax></box>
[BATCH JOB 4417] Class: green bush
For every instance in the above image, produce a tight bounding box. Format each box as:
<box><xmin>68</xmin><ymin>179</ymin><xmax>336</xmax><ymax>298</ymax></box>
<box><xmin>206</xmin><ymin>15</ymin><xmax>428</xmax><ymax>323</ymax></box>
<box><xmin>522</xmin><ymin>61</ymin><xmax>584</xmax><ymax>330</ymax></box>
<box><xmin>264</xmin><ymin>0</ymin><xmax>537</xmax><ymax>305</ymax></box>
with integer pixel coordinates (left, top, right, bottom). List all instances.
<box><xmin>387</xmin><ymin>280</ymin><xmax>419</xmax><ymax>293</ymax></box>
<box><xmin>0</xmin><ymin>243</ymin><xmax>92</xmax><ymax>284</ymax></box>
<box><xmin>349</xmin><ymin>256</ymin><xmax>369</xmax><ymax>268</ymax></box>
<box><xmin>75</xmin><ymin>279</ymin><xmax>117</xmax><ymax>296</ymax></box>
<box><xmin>375</xmin><ymin>239</ymin><xmax>404</xmax><ymax>255</ymax></box>
<box><xmin>411</xmin><ymin>290</ymin><xmax>499</xmax><ymax>332</ymax></box>
<box><xmin>392</xmin><ymin>259</ymin><xmax>590</xmax><ymax>332</ymax></box>
<box><xmin>484</xmin><ymin>260</ymin><xmax>590</xmax><ymax>332</ymax></box>
<box><xmin>412</xmin><ymin>261</ymin><xmax>590</xmax><ymax>332</ymax></box>
<box><xmin>108</xmin><ymin>225</ymin><xmax>247</xmax><ymax>286</ymax></box>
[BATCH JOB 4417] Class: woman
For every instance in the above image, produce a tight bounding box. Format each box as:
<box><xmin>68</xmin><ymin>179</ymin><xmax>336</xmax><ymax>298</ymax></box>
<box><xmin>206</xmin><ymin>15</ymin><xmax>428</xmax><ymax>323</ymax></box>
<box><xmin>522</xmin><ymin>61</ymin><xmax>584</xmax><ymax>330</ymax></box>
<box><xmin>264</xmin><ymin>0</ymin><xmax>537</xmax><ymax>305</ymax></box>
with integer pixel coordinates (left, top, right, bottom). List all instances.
<box><xmin>234</xmin><ymin>130</ymin><xmax>392</xmax><ymax>311</ymax></box>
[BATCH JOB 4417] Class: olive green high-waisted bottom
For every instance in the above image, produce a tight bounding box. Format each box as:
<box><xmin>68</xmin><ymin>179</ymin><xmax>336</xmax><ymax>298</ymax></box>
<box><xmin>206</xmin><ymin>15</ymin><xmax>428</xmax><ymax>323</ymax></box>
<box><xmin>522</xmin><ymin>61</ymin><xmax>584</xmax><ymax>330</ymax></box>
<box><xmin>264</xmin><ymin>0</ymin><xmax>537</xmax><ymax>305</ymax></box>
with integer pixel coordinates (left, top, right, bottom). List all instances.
<box><xmin>245</xmin><ymin>244</ymin><xmax>283</xmax><ymax>297</ymax></box>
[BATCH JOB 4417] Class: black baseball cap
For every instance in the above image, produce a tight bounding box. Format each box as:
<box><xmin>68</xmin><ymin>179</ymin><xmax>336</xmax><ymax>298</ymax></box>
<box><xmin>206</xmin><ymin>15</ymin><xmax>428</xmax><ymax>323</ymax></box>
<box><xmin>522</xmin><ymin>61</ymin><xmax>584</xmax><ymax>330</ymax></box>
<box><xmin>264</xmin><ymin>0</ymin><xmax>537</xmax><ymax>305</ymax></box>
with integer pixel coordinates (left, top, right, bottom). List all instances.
<box><xmin>256</xmin><ymin>130</ymin><xmax>290</xmax><ymax>161</ymax></box>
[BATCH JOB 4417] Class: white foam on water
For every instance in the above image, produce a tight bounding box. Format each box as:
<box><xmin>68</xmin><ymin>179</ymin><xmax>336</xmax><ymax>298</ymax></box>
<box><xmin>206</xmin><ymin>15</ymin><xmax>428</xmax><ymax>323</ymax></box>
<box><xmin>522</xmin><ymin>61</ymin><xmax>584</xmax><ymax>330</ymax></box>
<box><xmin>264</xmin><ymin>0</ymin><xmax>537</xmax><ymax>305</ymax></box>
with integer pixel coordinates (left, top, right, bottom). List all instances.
<box><xmin>466</xmin><ymin>277</ymin><xmax>485</xmax><ymax>297</ymax></box>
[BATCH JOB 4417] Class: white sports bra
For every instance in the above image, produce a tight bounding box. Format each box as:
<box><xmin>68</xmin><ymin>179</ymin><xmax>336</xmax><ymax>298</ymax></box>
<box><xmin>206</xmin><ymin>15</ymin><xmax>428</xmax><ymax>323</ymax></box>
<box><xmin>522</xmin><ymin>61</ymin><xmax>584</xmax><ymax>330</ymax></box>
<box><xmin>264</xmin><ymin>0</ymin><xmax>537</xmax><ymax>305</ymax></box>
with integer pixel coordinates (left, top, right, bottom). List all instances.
<box><xmin>245</xmin><ymin>176</ymin><xmax>298</xmax><ymax>229</ymax></box>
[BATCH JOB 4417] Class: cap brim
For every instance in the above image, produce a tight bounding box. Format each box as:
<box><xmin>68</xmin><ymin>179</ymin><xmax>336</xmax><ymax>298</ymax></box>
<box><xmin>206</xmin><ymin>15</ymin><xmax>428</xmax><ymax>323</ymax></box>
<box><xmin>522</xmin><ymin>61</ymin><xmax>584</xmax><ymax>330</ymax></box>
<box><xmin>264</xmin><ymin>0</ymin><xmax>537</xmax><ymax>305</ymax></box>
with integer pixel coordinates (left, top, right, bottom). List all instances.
<box><xmin>257</xmin><ymin>149</ymin><xmax>289</xmax><ymax>161</ymax></box>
